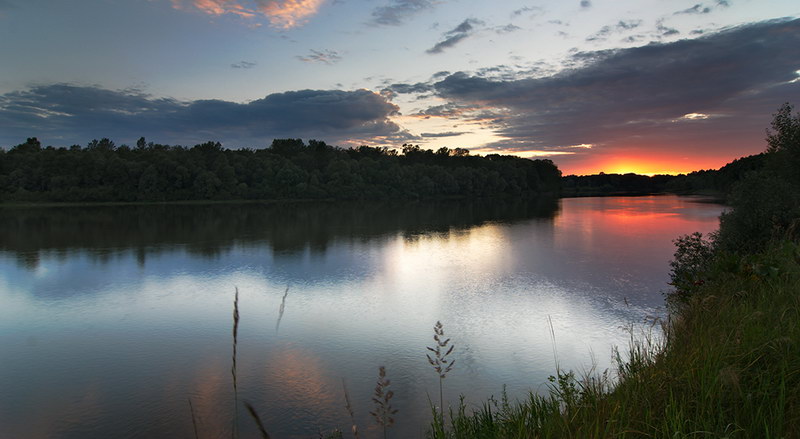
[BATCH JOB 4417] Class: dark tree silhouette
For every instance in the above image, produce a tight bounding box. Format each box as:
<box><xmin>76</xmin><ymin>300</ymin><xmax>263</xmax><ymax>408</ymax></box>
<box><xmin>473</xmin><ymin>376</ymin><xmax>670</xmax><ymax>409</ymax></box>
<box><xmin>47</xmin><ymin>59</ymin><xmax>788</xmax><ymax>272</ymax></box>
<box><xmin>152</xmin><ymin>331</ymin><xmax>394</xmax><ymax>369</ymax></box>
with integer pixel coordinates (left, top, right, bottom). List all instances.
<box><xmin>0</xmin><ymin>137</ymin><xmax>562</xmax><ymax>202</ymax></box>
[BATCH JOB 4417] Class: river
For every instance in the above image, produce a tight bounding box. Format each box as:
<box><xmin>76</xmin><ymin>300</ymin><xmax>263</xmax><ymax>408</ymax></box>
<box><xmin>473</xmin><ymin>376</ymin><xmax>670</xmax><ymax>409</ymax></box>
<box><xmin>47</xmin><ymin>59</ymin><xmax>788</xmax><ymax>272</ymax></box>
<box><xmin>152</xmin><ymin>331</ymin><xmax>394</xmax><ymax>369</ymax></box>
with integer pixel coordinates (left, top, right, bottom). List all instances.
<box><xmin>0</xmin><ymin>196</ymin><xmax>723</xmax><ymax>438</ymax></box>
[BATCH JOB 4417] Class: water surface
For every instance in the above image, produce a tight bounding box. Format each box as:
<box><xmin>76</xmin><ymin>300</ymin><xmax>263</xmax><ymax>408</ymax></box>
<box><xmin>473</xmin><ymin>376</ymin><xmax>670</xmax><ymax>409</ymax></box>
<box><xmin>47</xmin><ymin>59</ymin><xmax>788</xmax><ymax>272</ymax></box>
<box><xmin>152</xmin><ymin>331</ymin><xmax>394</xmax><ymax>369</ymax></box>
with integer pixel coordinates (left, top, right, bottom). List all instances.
<box><xmin>0</xmin><ymin>196</ymin><xmax>723</xmax><ymax>438</ymax></box>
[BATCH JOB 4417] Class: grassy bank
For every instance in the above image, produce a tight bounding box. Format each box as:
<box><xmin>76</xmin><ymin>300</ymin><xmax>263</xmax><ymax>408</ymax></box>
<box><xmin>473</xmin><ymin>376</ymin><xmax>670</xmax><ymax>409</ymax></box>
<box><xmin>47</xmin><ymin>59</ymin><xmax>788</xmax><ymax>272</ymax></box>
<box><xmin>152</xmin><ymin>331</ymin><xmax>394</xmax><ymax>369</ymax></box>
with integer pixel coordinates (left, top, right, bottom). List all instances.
<box><xmin>424</xmin><ymin>240</ymin><xmax>800</xmax><ymax>438</ymax></box>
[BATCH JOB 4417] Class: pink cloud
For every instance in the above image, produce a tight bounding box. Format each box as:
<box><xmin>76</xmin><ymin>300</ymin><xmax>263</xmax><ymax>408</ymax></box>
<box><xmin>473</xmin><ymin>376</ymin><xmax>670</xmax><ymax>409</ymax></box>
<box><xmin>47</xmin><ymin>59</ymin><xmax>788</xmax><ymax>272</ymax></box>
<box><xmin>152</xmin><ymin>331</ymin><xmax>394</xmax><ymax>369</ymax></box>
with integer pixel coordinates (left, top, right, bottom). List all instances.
<box><xmin>256</xmin><ymin>0</ymin><xmax>325</xmax><ymax>29</ymax></box>
<box><xmin>171</xmin><ymin>0</ymin><xmax>324</xmax><ymax>28</ymax></box>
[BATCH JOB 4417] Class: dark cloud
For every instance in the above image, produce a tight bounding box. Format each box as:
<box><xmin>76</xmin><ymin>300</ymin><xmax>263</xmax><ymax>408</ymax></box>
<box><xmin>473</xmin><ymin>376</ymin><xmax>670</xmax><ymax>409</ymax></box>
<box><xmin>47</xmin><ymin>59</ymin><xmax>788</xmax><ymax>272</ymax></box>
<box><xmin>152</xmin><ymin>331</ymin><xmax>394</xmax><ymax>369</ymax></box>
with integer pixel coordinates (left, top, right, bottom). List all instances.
<box><xmin>414</xmin><ymin>102</ymin><xmax>481</xmax><ymax>119</ymax></box>
<box><xmin>420</xmin><ymin>131</ymin><xmax>468</xmax><ymax>138</ymax></box>
<box><xmin>0</xmin><ymin>85</ymin><xmax>404</xmax><ymax>147</ymax></box>
<box><xmin>580</xmin><ymin>0</ymin><xmax>591</xmax><ymax>8</ymax></box>
<box><xmin>716</xmin><ymin>0</ymin><xmax>731</xmax><ymax>6</ymax></box>
<box><xmin>382</xmin><ymin>82</ymin><xmax>434</xmax><ymax>96</ymax></box>
<box><xmin>231</xmin><ymin>60</ymin><xmax>257</xmax><ymax>69</ymax></box>
<box><xmin>371</xmin><ymin>0</ymin><xmax>434</xmax><ymax>26</ymax></box>
<box><xmin>427</xmin><ymin>18</ymin><xmax>484</xmax><ymax>54</ymax></box>
<box><xmin>586</xmin><ymin>20</ymin><xmax>643</xmax><ymax>42</ymax></box>
<box><xmin>432</xmin><ymin>19</ymin><xmax>800</xmax><ymax>160</ymax></box>
<box><xmin>296</xmin><ymin>49</ymin><xmax>342</xmax><ymax>65</ymax></box>
<box><xmin>675</xmin><ymin>4</ymin><xmax>712</xmax><ymax>14</ymax></box>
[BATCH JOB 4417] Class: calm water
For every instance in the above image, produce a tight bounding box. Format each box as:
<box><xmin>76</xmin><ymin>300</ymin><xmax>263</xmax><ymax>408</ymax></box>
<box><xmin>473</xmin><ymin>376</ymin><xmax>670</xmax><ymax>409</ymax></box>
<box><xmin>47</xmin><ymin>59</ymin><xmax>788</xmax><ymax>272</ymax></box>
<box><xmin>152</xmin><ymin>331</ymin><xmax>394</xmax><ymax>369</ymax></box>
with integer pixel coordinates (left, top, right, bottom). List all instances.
<box><xmin>0</xmin><ymin>196</ymin><xmax>723</xmax><ymax>438</ymax></box>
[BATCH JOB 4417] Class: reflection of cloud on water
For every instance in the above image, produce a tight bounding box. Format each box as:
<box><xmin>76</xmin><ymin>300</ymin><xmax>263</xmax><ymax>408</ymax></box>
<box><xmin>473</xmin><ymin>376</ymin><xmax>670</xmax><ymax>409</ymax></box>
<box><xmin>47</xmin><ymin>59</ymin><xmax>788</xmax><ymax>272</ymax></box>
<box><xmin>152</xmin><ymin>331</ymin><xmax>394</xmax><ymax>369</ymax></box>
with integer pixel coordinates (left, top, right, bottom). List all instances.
<box><xmin>184</xmin><ymin>360</ymin><xmax>231</xmax><ymax>437</ymax></box>
<box><xmin>7</xmin><ymin>383</ymin><xmax>103</xmax><ymax>439</ymax></box>
<box><xmin>258</xmin><ymin>345</ymin><xmax>342</xmax><ymax>432</ymax></box>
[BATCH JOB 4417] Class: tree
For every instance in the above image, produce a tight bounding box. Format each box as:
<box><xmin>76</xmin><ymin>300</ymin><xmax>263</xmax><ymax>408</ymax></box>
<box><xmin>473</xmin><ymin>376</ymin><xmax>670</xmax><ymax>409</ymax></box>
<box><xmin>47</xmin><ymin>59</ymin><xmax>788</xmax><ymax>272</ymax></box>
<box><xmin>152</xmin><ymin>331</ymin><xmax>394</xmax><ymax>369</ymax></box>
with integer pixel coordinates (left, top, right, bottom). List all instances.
<box><xmin>716</xmin><ymin>103</ymin><xmax>800</xmax><ymax>252</ymax></box>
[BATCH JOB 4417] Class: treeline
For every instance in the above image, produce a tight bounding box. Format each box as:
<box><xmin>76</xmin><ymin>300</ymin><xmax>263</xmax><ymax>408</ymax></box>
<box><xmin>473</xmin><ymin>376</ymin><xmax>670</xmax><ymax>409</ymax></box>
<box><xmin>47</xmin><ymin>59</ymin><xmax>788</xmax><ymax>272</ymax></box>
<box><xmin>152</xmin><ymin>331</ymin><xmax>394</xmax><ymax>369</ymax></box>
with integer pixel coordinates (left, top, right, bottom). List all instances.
<box><xmin>0</xmin><ymin>138</ymin><xmax>561</xmax><ymax>202</ymax></box>
<box><xmin>664</xmin><ymin>153</ymin><xmax>766</xmax><ymax>197</ymax></box>
<box><xmin>562</xmin><ymin>173</ymin><xmax>675</xmax><ymax>197</ymax></box>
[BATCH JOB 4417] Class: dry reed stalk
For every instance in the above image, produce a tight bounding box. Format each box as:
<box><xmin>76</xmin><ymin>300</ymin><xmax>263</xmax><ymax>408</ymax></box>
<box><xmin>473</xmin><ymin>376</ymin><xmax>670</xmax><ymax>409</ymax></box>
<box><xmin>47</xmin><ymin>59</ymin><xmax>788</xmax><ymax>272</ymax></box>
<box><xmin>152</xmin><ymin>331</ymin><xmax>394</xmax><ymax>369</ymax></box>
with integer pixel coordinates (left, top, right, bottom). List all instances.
<box><xmin>244</xmin><ymin>401</ymin><xmax>272</xmax><ymax>439</ymax></box>
<box><xmin>547</xmin><ymin>315</ymin><xmax>559</xmax><ymax>372</ymax></box>
<box><xmin>275</xmin><ymin>286</ymin><xmax>290</xmax><ymax>332</ymax></box>
<box><xmin>341</xmin><ymin>378</ymin><xmax>360</xmax><ymax>439</ymax></box>
<box><xmin>369</xmin><ymin>366</ymin><xmax>398</xmax><ymax>439</ymax></box>
<box><xmin>188</xmin><ymin>398</ymin><xmax>200</xmax><ymax>439</ymax></box>
<box><xmin>232</xmin><ymin>287</ymin><xmax>240</xmax><ymax>439</ymax></box>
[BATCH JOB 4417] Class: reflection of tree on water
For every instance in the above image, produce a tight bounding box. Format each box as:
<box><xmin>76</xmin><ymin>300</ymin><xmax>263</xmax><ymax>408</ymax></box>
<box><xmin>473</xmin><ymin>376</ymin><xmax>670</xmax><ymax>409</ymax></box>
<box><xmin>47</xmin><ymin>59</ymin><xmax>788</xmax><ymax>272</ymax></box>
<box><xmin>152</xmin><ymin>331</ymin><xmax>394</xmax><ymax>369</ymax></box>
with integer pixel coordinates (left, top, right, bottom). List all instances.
<box><xmin>0</xmin><ymin>198</ymin><xmax>559</xmax><ymax>269</ymax></box>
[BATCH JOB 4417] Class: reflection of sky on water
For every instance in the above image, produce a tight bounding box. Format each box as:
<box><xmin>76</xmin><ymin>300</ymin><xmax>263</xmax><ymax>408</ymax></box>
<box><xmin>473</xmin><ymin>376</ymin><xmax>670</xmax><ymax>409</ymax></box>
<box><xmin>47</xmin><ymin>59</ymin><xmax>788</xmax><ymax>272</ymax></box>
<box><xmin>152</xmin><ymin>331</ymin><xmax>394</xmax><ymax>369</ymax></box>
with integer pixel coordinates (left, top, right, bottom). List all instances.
<box><xmin>0</xmin><ymin>196</ymin><xmax>724</xmax><ymax>438</ymax></box>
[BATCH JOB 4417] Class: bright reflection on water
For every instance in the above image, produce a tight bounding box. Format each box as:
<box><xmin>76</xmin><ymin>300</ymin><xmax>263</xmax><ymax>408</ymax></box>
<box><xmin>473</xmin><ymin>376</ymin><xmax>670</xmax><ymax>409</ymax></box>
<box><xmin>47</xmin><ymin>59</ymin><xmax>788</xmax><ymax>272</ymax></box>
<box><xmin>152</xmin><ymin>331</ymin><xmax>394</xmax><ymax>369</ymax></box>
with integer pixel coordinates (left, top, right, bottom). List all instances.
<box><xmin>0</xmin><ymin>196</ymin><xmax>723</xmax><ymax>438</ymax></box>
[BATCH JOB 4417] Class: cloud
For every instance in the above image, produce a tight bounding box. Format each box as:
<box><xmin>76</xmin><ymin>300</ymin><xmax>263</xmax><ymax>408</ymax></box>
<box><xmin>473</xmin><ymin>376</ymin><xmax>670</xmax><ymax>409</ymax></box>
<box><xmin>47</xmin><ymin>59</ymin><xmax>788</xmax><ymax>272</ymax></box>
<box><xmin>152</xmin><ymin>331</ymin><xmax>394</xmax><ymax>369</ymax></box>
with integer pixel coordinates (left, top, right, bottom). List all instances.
<box><xmin>431</xmin><ymin>19</ymin><xmax>800</xmax><ymax>162</ymax></box>
<box><xmin>0</xmin><ymin>85</ymin><xmax>405</xmax><ymax>147</ymax></box>
<box><xmin>580</xmin><ymin>0</ymin><xmax>591</xmax><ymax>8</ymax></box>
<box><xmin>255</xmin><ymin>0</ymin><xmax>325</xmax><ymax>28</ymax></box>
<box><xmin>231</xmin><ymin>60</ymin><xmax>257</xmax><ymax>69</ymax></box>
<box><xmin>511</xmin><ymin>6</ymin><xmax>544</xmax><ymax>18</ymax></box>
<box><xmin>427</xmin><ymin>18</ymin><xmax>484</xmax><ymax>54</ymax></box>
<box><xmin>413</xmin><ymin>102</ymin><xmax>482</xmax><ymax>119</ymax></box>
<box><xmin>675</xmin><ymin>3</ymin><xmax>712</xmax><ymax>14</ymax></box>
<box><xmin>382</xmin><ymin>82</ymin><xmax>434</xmax><ymax>97</ymax></box>
<box><xmin>296</xmin><ymin>49</ymin><xmax>341</xmax><ymax>64</ymax></box>
<box><xmin>656</xmin><ymin>19</ymin><xmax>680</xmax><ymax>37</ymax></box>
<box><xmin>496</xmin><ymin>24</ymin><xmax>521</xmax><ymax>34</ymax></box>
<box><xmin>171</xmin><ymin>0</ymin><xmax>325</xmax><ymax>29</ymax></box>
<box><xmin>370</xmin><ymin>0</ymin><xmax>434</xmax><ymax>26</ymax></box>
<box><xmin>420</xmin><ymin>131</ymin><xmax>468</xmax><ymax>137</ymax></box>
<box><xmin>586</xmin><ymin>20</ymin><xmax>642</xmax><ymax>42</ymax></box>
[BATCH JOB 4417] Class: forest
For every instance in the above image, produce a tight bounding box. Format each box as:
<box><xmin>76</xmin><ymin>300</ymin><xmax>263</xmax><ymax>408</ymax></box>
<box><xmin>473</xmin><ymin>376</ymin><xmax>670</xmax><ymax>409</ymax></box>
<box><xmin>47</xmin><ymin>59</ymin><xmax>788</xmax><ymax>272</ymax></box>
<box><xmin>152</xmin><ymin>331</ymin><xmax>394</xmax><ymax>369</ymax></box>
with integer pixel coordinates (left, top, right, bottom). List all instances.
<box><xmin>0</xmin><ymin>138</ymin><xmax>562</xmax><ymax>202</ymax></box>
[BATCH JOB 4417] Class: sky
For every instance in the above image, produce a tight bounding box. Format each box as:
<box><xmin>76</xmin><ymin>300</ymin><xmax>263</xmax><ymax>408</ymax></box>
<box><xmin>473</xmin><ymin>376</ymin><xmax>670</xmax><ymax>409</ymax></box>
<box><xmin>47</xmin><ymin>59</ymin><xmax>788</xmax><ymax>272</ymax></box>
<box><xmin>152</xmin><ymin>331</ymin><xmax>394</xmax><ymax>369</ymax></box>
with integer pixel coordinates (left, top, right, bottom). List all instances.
<box><xmin>0</xmin><ymin>0</ymin><xmax>799</xmax><ymax>175</ymax></box>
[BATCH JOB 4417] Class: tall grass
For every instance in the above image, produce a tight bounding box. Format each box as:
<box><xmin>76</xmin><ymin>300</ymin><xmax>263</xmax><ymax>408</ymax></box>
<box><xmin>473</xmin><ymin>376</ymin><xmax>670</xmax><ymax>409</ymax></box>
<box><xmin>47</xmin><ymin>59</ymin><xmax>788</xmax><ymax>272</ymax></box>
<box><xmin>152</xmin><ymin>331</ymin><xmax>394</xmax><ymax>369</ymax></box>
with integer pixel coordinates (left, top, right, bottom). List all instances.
<box><xmin>370</xmin><ymin>366</ymin><xmax>398</xmax><ymax>439</ymax></box>
<box><xmin>427</xmin><ymin>320</ymin><xmax>456</xmax><ymax>430</ymax></box>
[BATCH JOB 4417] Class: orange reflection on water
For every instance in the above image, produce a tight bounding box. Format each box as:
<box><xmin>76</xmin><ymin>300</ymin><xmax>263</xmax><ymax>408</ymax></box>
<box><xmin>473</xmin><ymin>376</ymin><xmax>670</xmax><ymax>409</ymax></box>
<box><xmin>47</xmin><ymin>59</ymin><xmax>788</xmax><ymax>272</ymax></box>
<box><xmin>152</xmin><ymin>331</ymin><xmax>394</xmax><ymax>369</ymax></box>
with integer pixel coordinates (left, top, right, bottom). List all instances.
<box><xmin>257</xmin><ymin>345</ymin><xmax>342</xmax><ymax>429</ymax></box>
<box><xmin>555</xmin><ymin>196</ymin><xmax>721</xmax><ymax>265</ymax></box>
<box><xmin>185</xmin><ymin>359</ymin><xmax>231</xmax><ymax>436</ymax></box>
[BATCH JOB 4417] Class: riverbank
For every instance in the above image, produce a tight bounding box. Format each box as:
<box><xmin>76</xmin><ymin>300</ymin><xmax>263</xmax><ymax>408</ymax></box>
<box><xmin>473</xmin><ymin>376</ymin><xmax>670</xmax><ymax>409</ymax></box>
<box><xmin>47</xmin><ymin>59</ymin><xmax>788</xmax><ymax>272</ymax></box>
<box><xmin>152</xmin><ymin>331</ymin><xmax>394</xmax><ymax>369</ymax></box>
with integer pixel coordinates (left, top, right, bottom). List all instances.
<box><xmin>425</xmin><ymin>239</ymin><xmax>800</xmax><ymax>438</ymax></box>
<box><xmin>423</xmin><ymin>105</ymin><xmax>800</xmax><ymax>437</ymax></box>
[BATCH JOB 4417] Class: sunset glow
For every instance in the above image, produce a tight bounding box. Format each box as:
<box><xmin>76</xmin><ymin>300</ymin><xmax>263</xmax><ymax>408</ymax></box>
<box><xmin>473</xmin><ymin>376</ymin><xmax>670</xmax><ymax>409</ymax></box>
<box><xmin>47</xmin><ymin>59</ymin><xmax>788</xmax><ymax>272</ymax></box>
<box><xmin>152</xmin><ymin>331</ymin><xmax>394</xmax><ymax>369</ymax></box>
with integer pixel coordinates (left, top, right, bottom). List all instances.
<box><xmin>565</xmin><ymin>157</ymin><xmax>719</xmax><ymax>176</ymax></box>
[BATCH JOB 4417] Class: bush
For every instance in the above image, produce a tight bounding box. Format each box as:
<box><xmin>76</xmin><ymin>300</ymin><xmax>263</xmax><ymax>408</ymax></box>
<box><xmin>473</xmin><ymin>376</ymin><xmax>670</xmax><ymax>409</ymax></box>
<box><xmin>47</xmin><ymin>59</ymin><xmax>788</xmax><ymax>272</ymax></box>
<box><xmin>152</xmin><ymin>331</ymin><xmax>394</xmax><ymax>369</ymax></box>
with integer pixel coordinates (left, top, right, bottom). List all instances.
<box><xmin>669</xmin><ymin>232</ymin><xmax>716</xmax><ymax>299</ymax></box>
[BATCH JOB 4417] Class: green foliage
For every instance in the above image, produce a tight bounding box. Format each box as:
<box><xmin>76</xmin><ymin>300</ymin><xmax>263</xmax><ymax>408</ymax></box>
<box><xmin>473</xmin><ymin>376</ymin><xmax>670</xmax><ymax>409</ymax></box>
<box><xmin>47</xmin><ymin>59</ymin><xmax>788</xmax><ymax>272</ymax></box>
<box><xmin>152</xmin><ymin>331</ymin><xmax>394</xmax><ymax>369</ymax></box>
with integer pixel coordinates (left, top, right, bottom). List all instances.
<box><xmin>715</xmin><ymin>103</ymin><xmax>800</xmax><ymax>253</ymax></box>
<box><xmin>669</xmin><ymin>231</ymin><xmax>716</xmax><ymax>299</ymax></box>
<box><xmin>0</xmin><ymin>138</ymin><xmax>561</xmax><ymax>202</ymax></box>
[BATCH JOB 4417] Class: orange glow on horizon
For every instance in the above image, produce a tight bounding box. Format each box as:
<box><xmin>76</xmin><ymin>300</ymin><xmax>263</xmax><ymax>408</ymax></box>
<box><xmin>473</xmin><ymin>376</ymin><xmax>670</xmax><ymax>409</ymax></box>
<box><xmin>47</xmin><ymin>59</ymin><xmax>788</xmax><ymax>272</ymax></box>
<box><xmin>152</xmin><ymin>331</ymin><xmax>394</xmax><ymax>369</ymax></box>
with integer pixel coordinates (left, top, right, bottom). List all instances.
<box><xmin>558</xmin><ymin>155</ymin><xmax>737</xmax><ymax>176</ymax></box>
